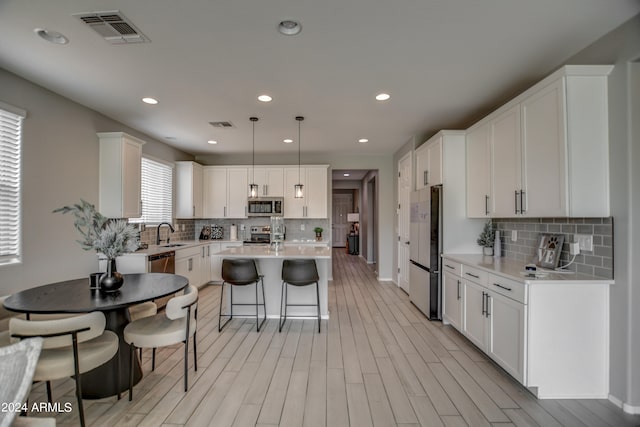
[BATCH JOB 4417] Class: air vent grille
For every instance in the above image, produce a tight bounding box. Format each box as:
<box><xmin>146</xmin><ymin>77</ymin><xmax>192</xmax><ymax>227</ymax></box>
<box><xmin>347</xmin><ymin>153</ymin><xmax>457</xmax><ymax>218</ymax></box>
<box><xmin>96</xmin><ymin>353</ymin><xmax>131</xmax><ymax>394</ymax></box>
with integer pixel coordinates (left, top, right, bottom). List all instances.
<box><xmin>209</xmin><ymin>121</ymin><xmax>235</xmax><ymax>128</ymax></box>
<box><xmin>74</xmin><ymin>10</ymin><xmax>149</xmax><ymax>44</ymax></box>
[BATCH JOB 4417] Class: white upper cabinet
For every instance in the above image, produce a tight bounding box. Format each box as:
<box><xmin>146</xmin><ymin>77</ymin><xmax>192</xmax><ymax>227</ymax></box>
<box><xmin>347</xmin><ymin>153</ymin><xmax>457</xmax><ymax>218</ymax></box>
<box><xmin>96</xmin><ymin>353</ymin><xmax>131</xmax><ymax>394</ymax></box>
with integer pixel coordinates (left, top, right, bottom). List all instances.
<box><xmin>415</xmin><ymin>134</ymin><xmax>442</xmax><ymax>190</ymax></box>
<box><xmin>175</xmin><ymin>161</ymin><xmax>203</xmax><ymax>218</ymax></box>
<box><xmin>466</xmin><ymin>123</ymin><xmax>492</xmax><ymax>218</ymax></box>
<box><xmin>97</xmin><ymin>132</ymin><xmax>144</xmax><ymax>218</ymax></box>
<box><xmin>284</xmin><ymin>166</ymin><xmax>328</xmax><ymax>218</ymax></box>
<box><xmin>490</xmin><ymin>105</ymin><xmax>522</xmax><ymax>216</ymax></box>
<box><xmin>203</xmin><ymin>167</ymin><xmax>248</xmax><ymax>219</ymax></box>
<box><xmin>466</xmin><ymin>65</ymin><xmax>613</xmax><ymax>218</ymax></box>
<box><xmin>250</xmin><ymin>167</ymin><xmax>284</xmax><ymax>197</ymax></box>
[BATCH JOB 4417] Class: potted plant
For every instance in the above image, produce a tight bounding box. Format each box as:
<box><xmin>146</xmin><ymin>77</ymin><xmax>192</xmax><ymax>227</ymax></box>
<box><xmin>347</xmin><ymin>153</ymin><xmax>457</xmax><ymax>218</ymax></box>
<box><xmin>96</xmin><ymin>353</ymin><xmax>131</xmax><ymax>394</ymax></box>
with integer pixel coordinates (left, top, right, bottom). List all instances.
<box><xmin>54</xmin><ymin>199</ymin><xmax>139</xmax><ymax>291</ymax></box>
<box><xmin>477</xmin><ymin>220</ymin><xmax>495</xmax><ymax>256</ymax></box>
<box><xmin>314</xmin><ymin>227</ymin><xmax>323</xmax><ymax>241</ymax></box>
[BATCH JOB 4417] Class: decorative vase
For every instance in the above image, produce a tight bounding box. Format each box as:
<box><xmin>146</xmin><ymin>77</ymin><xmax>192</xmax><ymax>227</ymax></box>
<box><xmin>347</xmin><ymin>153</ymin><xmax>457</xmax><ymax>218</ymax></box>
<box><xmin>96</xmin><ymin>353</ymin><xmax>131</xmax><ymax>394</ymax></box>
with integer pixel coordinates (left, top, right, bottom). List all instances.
<box><xmin>483</xmin><ymin>246</ymin><xmax>494</xmax><ymax>256</ymax></box>
<box><xmin>100</xmin><ymin>258</ymin><xmax>124</xmax><ymax>292</ymax></box>
<box><xmin>315</xmin><ymin>232</ymin><xmax>322</xmax><ymax>241</ymax></box>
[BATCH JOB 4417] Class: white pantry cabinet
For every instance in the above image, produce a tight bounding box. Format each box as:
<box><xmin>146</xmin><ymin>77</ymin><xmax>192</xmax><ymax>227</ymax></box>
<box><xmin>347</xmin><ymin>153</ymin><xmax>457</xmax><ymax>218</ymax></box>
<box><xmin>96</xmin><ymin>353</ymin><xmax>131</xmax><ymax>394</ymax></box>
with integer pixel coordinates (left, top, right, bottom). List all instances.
<box><xmin>97</xmin><ymin>132</ymin><xmax>144</xmax><ymax>218</ymax></box>
<box><xmin>415</xmin><ymin>133</ymin><xmax>442</xmax><ymax>190</ymax></box>
<box><xmin>203</xmin><ymin>167</ymin><xmax>248</xmax><ymax>218</ymax></box>
<box><xmin>284</xmin><ymin>166</ymin><xmax>328</xmax><ymax>218</ymax></box>
<box><xmin>175</xmin><ymin>161</ymin><xmax>203</xmax><ymax>218</ymax></box>
<box><xmin>466</xmin><ymin>65</ymin><xmax>613</xmax><ymax>218</ymax></box>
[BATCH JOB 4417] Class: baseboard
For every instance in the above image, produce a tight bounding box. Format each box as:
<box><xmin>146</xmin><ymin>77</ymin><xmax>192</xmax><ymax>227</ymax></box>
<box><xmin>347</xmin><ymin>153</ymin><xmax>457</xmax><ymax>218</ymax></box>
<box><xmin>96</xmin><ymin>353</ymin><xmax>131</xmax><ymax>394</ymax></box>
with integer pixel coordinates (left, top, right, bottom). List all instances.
<box><xmin>609</xmin><ymin>394</ymin><xmax>640</xmax><ymax>414</ymax></box>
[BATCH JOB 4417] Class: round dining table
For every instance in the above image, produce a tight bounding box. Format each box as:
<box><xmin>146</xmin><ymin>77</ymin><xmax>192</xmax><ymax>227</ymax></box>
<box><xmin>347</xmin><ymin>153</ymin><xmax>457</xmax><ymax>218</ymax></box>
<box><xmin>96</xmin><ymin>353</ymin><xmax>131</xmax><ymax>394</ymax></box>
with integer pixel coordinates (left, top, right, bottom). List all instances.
<box><xmin>3</xmin><ymin>273</ymin><xmax>189</xmax><ymax>399</ymax></box>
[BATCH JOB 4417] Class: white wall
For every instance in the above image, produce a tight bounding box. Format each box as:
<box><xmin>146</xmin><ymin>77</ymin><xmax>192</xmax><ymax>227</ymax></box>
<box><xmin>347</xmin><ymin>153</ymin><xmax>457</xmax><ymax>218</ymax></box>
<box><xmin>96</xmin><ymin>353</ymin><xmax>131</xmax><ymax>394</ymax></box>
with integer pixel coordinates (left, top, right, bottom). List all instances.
<box><xmin>0</xmin><ymin>68</ymin><xmax>193</xmax><ymax>295</ymax></box>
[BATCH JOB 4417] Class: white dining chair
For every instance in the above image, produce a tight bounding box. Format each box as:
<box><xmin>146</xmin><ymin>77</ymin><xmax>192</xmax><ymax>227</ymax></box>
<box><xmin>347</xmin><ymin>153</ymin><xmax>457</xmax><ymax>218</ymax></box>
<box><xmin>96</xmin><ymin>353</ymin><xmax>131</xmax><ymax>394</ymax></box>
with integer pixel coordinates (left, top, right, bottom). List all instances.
<box><xmin>9</xmin><ymin>312</ymin><xmax>119</xmax><ymax>427</ymax></box>
<box><xmin>124</xmin><ymin>285</ymin><xmax>198</xmax><ymax>400</ymax></box>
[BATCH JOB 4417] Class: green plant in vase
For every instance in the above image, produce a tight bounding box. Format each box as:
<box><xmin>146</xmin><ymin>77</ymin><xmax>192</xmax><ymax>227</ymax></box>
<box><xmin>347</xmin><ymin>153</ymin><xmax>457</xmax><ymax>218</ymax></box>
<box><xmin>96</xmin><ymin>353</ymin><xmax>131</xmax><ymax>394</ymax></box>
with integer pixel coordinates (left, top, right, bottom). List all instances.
<box><xmin>314</xmin><ymin>227</ymin><xmax>323</xmax><ymax>241</ymax></box>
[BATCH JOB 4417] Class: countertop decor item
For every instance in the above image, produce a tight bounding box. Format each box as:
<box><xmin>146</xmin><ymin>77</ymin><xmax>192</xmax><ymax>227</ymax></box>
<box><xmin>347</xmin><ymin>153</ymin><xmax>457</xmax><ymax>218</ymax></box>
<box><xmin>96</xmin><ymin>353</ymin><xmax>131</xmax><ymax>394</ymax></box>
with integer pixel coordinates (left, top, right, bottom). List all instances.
<box><xmin>314</xmin><ymin>227</ymin><xmax>323</xmax><ymax>241</ymax></box>
<box><xmin>476</xmin><ymin>220</ymin><xmax>495</xmax><ymax>256</ymax></box>
<box><xmin>54</xmin><ymin>199</ymin><xmax>139</xmax><ymax>292</ymax></box>
<box><xmin>535</xmin><ymin>233</ymin><xmax>565</xmax><ymax>269</ymax></box>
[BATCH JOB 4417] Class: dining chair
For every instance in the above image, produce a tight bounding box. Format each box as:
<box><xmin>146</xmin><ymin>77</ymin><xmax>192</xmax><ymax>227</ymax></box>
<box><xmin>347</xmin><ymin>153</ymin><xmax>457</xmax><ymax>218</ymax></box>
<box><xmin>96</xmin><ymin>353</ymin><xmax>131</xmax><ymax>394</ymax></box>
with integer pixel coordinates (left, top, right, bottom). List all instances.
<box><xmin>9</xmin><ymin>312</ymin><xmax>119</xmax><ymax>427</ymax></box>
<box><xmin>0</xmin><ymin>337</ymin><xmax>55</xmax><ymax>426</ymax></box>
<box><xmin>219</xmin><ymin>258</ymin><xmax>266</xmax><ymax>332</ymax></box>
<box><xmin>123</xmin><ymin>285</ymin><xmax>198</xmax><ymax>400</ymax></box>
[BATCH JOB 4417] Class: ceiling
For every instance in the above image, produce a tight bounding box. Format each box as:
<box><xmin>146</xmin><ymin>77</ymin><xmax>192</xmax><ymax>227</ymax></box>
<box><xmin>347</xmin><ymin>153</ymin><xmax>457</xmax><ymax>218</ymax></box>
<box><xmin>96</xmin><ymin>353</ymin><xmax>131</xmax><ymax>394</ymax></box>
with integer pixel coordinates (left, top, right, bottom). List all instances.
<box><xmin>1</xmin><ymin>1</ymin><xmax>638</xmax><ymax>157</ymax></box>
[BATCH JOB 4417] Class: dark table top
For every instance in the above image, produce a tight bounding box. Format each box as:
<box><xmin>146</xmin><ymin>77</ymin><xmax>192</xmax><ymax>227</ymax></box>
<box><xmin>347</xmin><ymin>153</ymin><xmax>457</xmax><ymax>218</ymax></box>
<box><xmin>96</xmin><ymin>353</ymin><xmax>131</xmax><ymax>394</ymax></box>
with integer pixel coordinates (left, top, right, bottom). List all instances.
<box><xmin>3</xmin><ymin>273</ymin><xmax>189</xmax><ymax>314</ymax></box>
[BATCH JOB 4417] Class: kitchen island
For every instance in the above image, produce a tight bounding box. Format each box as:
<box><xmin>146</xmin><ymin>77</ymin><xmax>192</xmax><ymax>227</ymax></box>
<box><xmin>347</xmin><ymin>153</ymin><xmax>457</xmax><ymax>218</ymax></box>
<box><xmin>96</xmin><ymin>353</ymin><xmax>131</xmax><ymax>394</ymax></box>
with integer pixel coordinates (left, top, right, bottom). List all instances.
<box><xmin>215</xmin><ymin>245</ymin><xmax>332</xmax><ymax>318</ymax></box>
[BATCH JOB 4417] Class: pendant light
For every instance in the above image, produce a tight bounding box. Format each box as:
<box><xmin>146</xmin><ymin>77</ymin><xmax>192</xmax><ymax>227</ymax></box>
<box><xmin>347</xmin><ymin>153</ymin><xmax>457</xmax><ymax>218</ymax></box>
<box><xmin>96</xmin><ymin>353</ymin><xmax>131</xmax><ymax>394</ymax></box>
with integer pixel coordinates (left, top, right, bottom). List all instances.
<box><xmin>249</xmin><ymin>117</ymin><xmax>259</xmax><ymax>198</ymax></box>
<box><xmin>294</xmin><ymin>116</ymin><xmax>304</xmax><ymax>198</ymax></box>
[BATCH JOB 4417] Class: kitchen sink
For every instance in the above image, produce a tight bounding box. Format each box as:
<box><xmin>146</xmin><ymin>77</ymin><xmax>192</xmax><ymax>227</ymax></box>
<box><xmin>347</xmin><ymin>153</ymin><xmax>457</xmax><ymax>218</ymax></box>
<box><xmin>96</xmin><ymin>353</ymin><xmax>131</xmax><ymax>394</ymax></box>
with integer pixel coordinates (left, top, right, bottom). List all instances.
<box><xmin>162</xmin><ymin>243</ymin><xmax>185</xmax><ymax>247</ymax></box>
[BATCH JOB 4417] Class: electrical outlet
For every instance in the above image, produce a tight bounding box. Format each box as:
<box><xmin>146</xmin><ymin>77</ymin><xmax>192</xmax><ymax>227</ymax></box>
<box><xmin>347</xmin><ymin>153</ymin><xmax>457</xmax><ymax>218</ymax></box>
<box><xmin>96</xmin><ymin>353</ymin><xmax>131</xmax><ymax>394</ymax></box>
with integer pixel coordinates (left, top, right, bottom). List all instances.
<box><xmin>569</xmin><ymin>242</ymin><xmax>580</xmax><ymax>256</ymax></box>
<box><xmin>511</xmin><ymin>230</ymin><xmax>517</xmax><ymax>242</ymax></box>
<box><xmin>575</xmin><ymin>234</ymin><xmax>593</xmax><ymax>252</ymax></box>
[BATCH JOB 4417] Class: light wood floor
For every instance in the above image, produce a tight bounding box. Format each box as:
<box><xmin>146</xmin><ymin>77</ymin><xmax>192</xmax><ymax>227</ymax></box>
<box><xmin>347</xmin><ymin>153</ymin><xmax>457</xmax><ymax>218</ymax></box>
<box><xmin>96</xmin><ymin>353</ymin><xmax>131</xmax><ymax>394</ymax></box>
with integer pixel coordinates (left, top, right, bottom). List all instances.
<box><xmin>25</xmin><ymin>249</ymin><xmax>640</xmax><ymax>426</ymax></box>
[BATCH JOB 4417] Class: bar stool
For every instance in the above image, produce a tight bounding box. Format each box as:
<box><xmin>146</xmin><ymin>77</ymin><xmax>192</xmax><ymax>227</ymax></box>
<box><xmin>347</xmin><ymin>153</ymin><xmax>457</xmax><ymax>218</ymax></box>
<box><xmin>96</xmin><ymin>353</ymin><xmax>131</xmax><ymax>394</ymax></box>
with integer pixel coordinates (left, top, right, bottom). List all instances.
<box><xmin>279</xmin><ymin>259</ymin><xmax>321</xmax><ymax>333</ymax></box>
<box><xmin>219</xmin><ymin>259</ymin><xmax>266</xmax><ymax>332</ymax></box>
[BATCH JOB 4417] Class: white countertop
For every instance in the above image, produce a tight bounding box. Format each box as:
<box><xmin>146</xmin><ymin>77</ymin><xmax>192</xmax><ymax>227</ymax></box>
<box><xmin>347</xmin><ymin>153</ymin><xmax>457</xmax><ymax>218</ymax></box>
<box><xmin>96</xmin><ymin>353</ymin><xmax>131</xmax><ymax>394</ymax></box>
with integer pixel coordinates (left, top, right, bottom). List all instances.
<box><xmin>217</xmin><ymin>245</ymin><xmax>331</xmax><ymax>259</ymax></box>
<box><xmin>442</xmin><ymin>254</ymin><xmax>614</xmax><ymax>284</ymax></box>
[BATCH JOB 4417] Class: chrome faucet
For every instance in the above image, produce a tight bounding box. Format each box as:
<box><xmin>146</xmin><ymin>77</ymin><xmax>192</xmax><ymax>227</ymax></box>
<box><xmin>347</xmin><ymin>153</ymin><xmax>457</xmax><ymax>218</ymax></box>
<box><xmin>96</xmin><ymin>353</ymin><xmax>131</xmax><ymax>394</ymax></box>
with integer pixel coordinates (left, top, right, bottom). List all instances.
<box><xmin>156</xmin><ymin>222</ymin><xmax>175</xmax><ymax>245</ymax></box>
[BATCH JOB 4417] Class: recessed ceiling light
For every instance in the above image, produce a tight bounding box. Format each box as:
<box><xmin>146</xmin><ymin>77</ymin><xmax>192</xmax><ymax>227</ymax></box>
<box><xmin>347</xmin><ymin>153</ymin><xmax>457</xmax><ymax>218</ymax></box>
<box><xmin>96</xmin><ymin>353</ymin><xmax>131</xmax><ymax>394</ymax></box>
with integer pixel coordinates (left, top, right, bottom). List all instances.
<box><xmin>375</xmin><ymin>93</ymin><xmax>390</xmax><ymax>101</ymax></box>
<box><xmin>34</xmin><ymin>28</ymin><xmax>68</xmax><ymax>44</ymax></box>
<box><xmin>142</xmin><ymin>97</ymin><xmax>158</xmax><ymax>105</ymax></box>
<box><xmin>284</xmin><ymin>139</ymin><xmax>293</xmax><ymax>144</ymax></box>
<box><xmin>258</xmin><ymin>95</ymin><xmax>272</xmax><ymax>102</ymax></box>
<box><xmin>278</xmin><ymin>20</ymin><xmax>302</xmax><ymax>36</ymax></box>
<box><xmin>343</xmin><ymin>173</ymin><xmax>350</xmax><ymax>177</ymax></box>
<box><xmin>358</xmin><ymin>138</ymin><xmax>369</xmax><ymax>143</ymax></box>
<box><xmin>207</xmin><ymin>140</ymin><xmax>218</xmax><ymax>145</ymax></box>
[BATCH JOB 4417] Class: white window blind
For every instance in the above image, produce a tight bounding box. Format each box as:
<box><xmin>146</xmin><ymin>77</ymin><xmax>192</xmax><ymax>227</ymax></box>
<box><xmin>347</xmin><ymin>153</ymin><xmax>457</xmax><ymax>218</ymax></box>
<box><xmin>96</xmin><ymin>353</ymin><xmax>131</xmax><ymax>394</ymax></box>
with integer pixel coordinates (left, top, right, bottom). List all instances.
<box><xmin>0</xmin><ymin>102</ymin><xmax>25</xmax><ymax>265</ymax></box>
<box><xmin>130</xmin><ymin>157</ymin><xmax>173</xmax><ymax>224</ymax></box>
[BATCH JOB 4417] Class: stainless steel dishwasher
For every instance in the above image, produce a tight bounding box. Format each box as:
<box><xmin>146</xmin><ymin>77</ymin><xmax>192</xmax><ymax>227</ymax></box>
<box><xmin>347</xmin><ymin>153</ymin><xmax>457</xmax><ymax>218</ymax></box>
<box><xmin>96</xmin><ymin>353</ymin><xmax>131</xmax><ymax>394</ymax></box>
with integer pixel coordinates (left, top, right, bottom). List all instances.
<box><xmin>149</xmin><ymin>251</ymin><xmax>175</xmax><ymax>308</ymax></box>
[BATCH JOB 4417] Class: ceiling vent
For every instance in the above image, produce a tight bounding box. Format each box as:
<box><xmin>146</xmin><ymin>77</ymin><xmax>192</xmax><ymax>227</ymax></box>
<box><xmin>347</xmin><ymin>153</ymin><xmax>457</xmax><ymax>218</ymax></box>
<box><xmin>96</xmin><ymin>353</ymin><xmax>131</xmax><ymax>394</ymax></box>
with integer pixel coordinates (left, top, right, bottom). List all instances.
<box><xmin>209</xmin><ymin>121</ymin><xmax>235</xmax><ymax>128</ymax></box>
<box><xmin>73</xmin><ymin>10</ymin><xmax>149</xmax><ymax>44</ymax></box>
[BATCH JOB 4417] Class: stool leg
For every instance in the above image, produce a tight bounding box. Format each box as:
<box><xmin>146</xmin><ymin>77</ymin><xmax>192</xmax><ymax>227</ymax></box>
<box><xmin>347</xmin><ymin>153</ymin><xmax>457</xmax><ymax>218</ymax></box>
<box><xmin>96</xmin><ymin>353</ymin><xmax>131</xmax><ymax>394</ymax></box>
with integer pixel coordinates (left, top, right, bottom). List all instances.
<box><xmin>279</xmin><ymin>280</ymin><xmax>286</xmax><ymax>332</ymax></box>
<box><xmin>316</xmin><ymin>281</ymin><xmax>321</xmax><ymax>333</ymax></box>
<box><xmin>218</xmin><ymin>282</ymin><xmax>226</xmax><ymax>332</ymax></box>
<box><xmin>255</xmin><ymin>279</ymin><xmax>259</xmax><ymax>332</ymax></box>
<box><xmin>255</xmin><ymin>278</ymin><xmax>266</xmax><ymax>332</ymax></box>
<box><xmin>129</xmin><ymin>344</ymin><xmax>135</xmax><ymax>401</ymax></box>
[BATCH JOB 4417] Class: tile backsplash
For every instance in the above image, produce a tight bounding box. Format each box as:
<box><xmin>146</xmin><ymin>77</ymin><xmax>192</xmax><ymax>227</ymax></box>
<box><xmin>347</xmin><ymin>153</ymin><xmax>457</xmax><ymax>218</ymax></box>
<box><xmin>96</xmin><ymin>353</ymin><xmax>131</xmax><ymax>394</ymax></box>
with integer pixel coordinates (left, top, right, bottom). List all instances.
<box><xmin>137</xmin><ymin>220</ymin><xmax>195</xmax><ymax>245</ymax></box>
<box><xmin>493</xmin><ymin>217</ymin><xmax>613</xmax><ymax>279</ymax></box>
<box><xmin>193</xmin><ymin>218</ymin><xmax>330</xmax><ymax>242</ymax></box>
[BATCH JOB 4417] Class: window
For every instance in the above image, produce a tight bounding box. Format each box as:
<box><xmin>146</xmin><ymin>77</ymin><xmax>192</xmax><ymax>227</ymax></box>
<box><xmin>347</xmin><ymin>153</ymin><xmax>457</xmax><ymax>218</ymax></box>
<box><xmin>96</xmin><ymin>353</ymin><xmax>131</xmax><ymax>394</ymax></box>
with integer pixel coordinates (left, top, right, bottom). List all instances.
<box><xmin>130</xmin><ymin>156</ymin><xmax>173</xmax><ymax>225</ymax></box>
<box><xmin>0</xmin><ymin>101</ymin><xmax>25</xmax><ymax>265</ymax></box>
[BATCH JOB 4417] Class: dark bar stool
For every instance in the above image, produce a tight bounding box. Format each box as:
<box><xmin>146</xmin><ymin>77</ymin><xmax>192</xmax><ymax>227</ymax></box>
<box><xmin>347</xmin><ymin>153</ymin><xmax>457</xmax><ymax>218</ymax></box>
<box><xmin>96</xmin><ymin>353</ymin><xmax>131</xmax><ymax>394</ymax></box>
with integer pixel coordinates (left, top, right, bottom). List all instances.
<box><xmin>219</xmin><ymin>258</ymin><xmax>266</xmax><ymax>332</ymax></box>
<box><xmin>279</xmin><ymin>259</ymin><xmax>321</xmax><ymax>333</ymax></box>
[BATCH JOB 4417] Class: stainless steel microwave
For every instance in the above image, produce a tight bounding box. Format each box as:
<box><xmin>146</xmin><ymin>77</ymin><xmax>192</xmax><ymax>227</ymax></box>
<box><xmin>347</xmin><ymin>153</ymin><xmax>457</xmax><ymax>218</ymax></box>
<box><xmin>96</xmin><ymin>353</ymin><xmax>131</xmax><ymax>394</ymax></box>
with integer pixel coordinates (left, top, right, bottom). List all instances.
<box><xmin>247</xmin><ymin>197</ymin><xmax>284</xmax><ymax>217</ymax></box>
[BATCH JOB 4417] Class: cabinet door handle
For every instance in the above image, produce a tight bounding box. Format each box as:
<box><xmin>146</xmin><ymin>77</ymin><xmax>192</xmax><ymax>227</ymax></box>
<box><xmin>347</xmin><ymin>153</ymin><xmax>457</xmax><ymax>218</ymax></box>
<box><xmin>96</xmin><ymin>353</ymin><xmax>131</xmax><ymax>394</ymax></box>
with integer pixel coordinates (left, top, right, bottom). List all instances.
<box><xmin>520</xmin><ymin>190</ymin><xmax>526</xmax><ymax>214</ymax></box>
<box><xmin>514</xmin><ymin>190</ymin><xmax>520</xmax><ymax>214</ymax></box>
<box><xmin>466</xmin><ymin>272</ymin><xmax>480</xmax><ymax>279</ymax></box>
<box><xmin>188</xmin><ymin>258</ymin><xmax>193</xmax><ymax>271</ymax></box>
<box><xmin>493</xmin><ymin>283</ymin><xmax>512</xmax><ymax>292</ymax></box>
<box><xmin>193</xmin><ymin>205</ymin><xmax>196</xmax><ymax>217</ymax></box>
<box><xmin>264</xmin><ymin>184</ymin><xmax>268</xmax><ymax>196</ymax></box>
<box><xmin>481</xmin><ymin>291</ymin><xmax>486</xmax><ymax>315</ymax></box>
<box><xmin>445</xmin><ymin>264</ymin><xmax>455</xmax><ymax>270</ymax></box>
<box><xmin>424</xmin><ymin>170</ymin><xmax>428</xmax><ymax>186</ymax></box>
<box><xmin>224</xmin><ymin>206</ymin><xmax>227</xmax><ymax>217</ymax></box>
<box><xmin>202</xmin><ymin>247</ymin><xmax>205</xmax><ymax>258</ymax></box>
<box><xmin>457</xmin><ymin>280</ymin><xmax>461</xmax><ymax>300</ymax></box>
<box><xmin>485</xmin><ymin>294</ymin><xmax>491</xmax><ymax>317</ymax></box>
<box><xmin>485</xmin><ymin>195</ymin><xmax>489</xmax><ymax>215</ymax></box>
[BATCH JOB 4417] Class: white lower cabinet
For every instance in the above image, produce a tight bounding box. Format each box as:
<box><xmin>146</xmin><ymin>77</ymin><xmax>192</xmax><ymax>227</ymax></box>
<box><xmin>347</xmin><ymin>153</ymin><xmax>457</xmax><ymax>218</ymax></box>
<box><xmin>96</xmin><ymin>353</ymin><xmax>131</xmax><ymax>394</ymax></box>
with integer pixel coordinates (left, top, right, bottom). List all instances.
<box><xmin>175</xmin><ymin>246</ymin><xmax>202</xmax><ymax>288</ymax></box>
<box><xmin>442</xmin><ymin>255</ymin><xmax>610</xmax><ymax>398</ymax></box>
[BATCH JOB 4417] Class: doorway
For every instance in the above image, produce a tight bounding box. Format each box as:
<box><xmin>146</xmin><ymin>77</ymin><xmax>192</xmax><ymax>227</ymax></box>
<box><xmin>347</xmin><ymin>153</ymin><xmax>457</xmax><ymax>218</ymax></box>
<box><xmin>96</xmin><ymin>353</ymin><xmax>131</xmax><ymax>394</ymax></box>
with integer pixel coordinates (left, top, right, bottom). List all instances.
<box><xmin>397</xmin><ymin>152</ymin><xmax>412</xmax><ymax>293</ymax></box>
<box><xmin>332</xmin><ymin>192</ymin><xmax>353</xmax><ymax>247</ymax></box>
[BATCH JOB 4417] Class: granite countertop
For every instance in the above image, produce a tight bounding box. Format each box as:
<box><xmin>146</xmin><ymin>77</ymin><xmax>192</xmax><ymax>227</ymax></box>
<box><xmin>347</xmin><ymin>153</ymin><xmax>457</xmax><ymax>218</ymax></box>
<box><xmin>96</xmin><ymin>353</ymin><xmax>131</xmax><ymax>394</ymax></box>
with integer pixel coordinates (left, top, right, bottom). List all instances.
<box><xmin>217</xmin><ymin>245</ymin><xmax>331</xmax><ymax>259</ymax></box>
<box><xmin>441</xmin><ymin>254</ymin><xmax>614</xmax><ymax>284</ymax></box>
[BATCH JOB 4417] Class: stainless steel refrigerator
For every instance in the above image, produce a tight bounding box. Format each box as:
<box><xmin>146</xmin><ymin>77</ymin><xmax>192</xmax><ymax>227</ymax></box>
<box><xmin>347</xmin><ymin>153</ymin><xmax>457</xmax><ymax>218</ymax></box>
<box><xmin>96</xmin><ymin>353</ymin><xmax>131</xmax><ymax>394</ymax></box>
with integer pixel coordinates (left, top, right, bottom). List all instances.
<box><xmin>409</xmin><ymin>185</ymin><xmax>442</xmax><ymax>320</ymax></box>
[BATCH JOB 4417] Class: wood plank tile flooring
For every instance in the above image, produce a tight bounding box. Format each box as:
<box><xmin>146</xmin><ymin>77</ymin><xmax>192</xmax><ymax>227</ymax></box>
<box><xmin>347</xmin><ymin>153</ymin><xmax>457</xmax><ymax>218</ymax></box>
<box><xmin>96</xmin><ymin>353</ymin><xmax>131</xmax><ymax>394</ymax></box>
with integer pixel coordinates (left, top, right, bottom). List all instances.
<box><xmin>24</xmin><ymin>249</ymin><xmax>640</xmax><ymax>426</ymax></box>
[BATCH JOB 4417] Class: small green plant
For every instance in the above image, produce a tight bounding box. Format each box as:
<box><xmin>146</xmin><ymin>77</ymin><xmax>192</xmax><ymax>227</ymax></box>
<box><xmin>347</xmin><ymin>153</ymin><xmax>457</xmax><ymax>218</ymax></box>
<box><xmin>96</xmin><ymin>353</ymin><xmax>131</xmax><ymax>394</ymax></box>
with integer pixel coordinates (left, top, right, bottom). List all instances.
<box><xmin>54</xmin><ymin>199</ymin><xmax>139</xmax><ymax>258</ymax></box>
<box><xmin>477</xmin><ymin>220</ymin><xmax>495</xmax><ymax>248</ymax></box>
<box><xmin>314</xmin><ymin>227</ymin><xmax>323</xmax><ymax>234</ymax></box>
